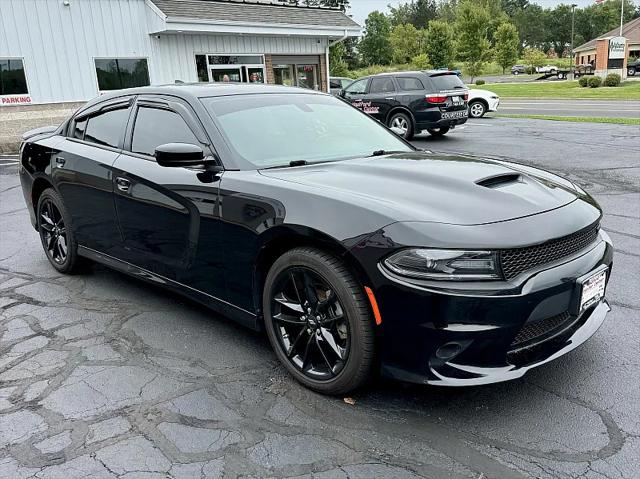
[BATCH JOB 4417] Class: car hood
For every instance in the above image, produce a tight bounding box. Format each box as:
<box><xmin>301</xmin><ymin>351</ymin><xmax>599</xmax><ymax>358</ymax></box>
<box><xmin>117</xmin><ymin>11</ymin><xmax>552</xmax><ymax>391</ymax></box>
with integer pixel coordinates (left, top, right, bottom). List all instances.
<box><xmin>259</xmin><ymin>152</ymin><xmax>581</xmax><ymax>226</ymax></box>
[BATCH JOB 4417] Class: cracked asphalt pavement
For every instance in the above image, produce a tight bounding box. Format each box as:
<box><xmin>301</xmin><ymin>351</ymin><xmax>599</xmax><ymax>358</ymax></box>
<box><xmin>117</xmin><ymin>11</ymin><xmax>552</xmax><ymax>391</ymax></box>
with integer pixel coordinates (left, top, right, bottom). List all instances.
<box><xmin>0</xmin><ymin>117</ymin><xmax>639</xmax><ymax>478</ymax></box>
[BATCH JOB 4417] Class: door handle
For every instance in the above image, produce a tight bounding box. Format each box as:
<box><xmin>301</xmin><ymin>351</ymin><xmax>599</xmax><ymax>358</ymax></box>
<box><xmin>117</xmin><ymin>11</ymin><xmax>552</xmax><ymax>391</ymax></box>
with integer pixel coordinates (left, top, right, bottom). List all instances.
<box><xmin>385</xmin><ymin>97</ymin><xmax>394</xmax><ymax>100</ymax></box>
<box><xmin>55</xmin><ymin>156</ymin><xmax>65</xmax><ymax>167</ymax></box>
<box><xmin>115</xmin><ymin>177</ymin><xmax>131</xmax><ymax>192</ymax></box>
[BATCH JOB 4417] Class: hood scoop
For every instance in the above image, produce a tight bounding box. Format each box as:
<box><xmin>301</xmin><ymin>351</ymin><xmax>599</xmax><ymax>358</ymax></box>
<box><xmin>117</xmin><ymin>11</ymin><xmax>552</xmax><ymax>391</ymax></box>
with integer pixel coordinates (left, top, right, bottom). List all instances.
<box><xmin>476</xmin><ymin>173</ymin><xmax>522</xmax><ymax>189</ymax></box>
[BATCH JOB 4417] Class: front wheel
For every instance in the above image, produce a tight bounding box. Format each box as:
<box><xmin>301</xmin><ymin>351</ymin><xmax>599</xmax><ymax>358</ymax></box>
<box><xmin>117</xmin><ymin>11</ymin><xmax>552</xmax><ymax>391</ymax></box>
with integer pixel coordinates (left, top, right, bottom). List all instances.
<box><xmin>628</xmin><ymin>67</ymin><xmax>636</xmax><ymax>76</ymax></box>
<box><xmin>387</xmin><ymin>112</ymin><xmax>414</xmax><ymax>140</ymax></box>
<box><xmin>263</xmin><ymin>247</ymin><xmax>376</xmax><ymax>395</ymax></box>
<box><xmin>513</xmin><ymin>71</ymin><xmax>519</xmax><ymax>76</ymax></box>
<box><xmin>426</xmin><ymin>127</ymin><xmax>450</xmax><ymax>137</ymax></box>
<box><xmin>468</xmin><ymin>101</ymin><xmax>486</xmax><ymax>118</ymax></box>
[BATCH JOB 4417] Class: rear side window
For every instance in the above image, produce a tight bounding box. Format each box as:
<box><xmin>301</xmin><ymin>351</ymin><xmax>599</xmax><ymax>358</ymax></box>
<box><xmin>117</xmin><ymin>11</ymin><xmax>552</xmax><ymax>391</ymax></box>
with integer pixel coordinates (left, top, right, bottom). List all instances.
<box><xmin>396</xmin><ymin>77</ymin><xmax>424</xmax><ymax>91</ymax></box>
<box><xmin>369</xmin><ymin>77</ymin><xmax>396</xmax><ymax>93</ymax></box>
<box><xmin>83</xmin><ymin>107</ymin><xmax>130</xmax><ymax>148</ymax></box>
<box><xmin>429</xmin><ymin>73</ymin><xmax>465</xmax><ymax>91</ymax></box>
<box><xmin>131</xmin><ymin>107</ymin><xmax>199</xmax><ymax>157</ymax></box>
<box><xmin>330</xmin><ymin>78</ymin><xmax>341</xmax><ymax>88</ymax></box>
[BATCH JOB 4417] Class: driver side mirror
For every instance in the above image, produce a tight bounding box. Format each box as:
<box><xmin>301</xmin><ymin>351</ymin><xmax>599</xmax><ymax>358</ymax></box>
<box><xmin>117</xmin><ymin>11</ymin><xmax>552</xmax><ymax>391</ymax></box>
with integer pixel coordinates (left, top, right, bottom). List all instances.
<box><xmin>155</xmin><ymin>143</ymin><xmax>205</xmax><ymax>168</ymax></box>
<box><xmin>338</xmin><ymin>89</ymin><xmax>346</xmax><ymax>98</ymax></box>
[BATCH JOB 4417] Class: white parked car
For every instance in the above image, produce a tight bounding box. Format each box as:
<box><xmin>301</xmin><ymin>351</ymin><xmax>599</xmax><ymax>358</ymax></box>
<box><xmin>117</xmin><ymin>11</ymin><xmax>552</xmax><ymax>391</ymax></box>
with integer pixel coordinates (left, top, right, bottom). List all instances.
<box><xmin>536</xmin><ymin>65</ymin><xmax>559</xmax><ymax>74</ymax></box>
<box><xmin>467</xmin><ymin>89</ymin><xmax>500</xmax><ymax>118</ymax></box>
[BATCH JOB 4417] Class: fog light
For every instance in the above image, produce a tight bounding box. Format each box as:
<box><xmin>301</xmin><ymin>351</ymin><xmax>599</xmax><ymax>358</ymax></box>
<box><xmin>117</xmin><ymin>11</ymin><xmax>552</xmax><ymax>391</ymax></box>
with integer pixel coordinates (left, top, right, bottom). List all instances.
<box><xmin>436</xmin><ymin>342</ymin><xmax>463</xmax><ymax>360</ymax></box>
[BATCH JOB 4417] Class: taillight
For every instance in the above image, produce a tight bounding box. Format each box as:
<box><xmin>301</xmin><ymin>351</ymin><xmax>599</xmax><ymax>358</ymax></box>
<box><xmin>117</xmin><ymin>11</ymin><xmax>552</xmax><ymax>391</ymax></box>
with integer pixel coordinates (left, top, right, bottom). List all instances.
<box><xmin>426</xmin><ymin>95</ymin><xmax>447</xmax><ymax>104</ymax></box>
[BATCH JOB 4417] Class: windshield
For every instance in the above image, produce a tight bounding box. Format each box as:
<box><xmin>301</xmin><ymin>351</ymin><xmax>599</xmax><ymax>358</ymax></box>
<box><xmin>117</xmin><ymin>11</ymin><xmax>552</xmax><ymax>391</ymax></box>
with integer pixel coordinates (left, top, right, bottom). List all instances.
<box><xmin>429</xmin><ymin>74</ymin><xmax>466</xmax><ymax>91</ymax></box>
<box><xmin>202</xmin><ymin>93</ymin><xmax>413</xmax><ymax>169</ymax></box>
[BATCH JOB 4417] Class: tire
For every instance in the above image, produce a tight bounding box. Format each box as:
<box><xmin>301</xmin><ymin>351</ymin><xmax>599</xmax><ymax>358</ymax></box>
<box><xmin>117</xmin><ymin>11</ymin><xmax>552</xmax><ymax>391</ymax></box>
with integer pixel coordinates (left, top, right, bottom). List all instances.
<box><xmin>36</xmin><ymin>188</ymin><xmax>83</xmax><ymax>274</ymax></box>
<box><xmin>513</xmin><ymin>71</ymin><xmax>519</xmax><ymax>76</ymax></box>
<box><xmin>426</xmin><ymin>126</ymin><xmax>450</xmax><ymax>137</ymax></box>
<box><xmin>263</xmin><ymin>247</ymin><xmax>376</xmax><ymax>395</ymax></box>
<box><xmin>628</xmin><ymin>67</ymin><xmax>636</xmax><ymax>77</ymax></box>
<box><xmin>387</xmin><ymin>111</ymin><xmax>414</xmax><ymax>140</ymax></box>
<box><xmin>468</xmin><ymin>100</ymin><xmax>486</xmax><ymax>118</ymax></box>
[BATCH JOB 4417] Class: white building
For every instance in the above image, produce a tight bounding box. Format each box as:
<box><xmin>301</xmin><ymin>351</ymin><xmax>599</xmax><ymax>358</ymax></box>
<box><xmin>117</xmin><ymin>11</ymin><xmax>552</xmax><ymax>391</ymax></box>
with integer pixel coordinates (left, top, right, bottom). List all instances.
<box><xmin>0</xmin><ymin>0</ymin><xmax>359</xmax><ymax>106</ymax></box>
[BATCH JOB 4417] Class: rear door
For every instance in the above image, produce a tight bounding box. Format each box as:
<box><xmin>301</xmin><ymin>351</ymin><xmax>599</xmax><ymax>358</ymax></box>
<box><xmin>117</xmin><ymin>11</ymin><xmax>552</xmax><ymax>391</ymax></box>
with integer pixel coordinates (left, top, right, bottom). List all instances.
<box><xmin>360</xmin><ymin>76</ymin><xmax>398</xmax><ymax>123</ymax></box>
<box><xmin>112</xmin><ymin>96</ymin><xmax>223</xmax><ymax>292</ymax></box>
<box><xmin>52</xmin><ymin>97</ymin><xmax>133</xmax><ymax>254</ymax></box>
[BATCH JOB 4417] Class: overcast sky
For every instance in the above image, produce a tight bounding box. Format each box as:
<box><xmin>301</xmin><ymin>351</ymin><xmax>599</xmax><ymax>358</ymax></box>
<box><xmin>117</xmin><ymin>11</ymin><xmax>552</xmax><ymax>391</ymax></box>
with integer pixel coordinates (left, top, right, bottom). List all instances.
<box><xmin>349</xmin><ymin>0</ymin><xmax>636</xmax><ymax>24</ymax></box>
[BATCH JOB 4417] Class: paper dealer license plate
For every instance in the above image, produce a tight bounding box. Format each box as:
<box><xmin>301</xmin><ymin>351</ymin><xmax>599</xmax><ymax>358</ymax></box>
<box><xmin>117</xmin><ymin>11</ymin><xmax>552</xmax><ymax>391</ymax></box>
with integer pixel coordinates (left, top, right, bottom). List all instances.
<box><xmin>579</xmin><ymin>268</ymin><xmax>607</xmax><ymax>313</ymax></box>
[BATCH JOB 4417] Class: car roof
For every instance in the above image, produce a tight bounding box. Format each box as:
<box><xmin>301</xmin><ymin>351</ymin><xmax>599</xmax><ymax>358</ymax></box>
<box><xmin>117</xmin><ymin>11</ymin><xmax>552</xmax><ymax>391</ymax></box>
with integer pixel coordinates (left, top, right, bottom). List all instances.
<box><xmin>84</xmin><ymin>83</ymin><xmax>324</xmax><ymax>108</ymax></box>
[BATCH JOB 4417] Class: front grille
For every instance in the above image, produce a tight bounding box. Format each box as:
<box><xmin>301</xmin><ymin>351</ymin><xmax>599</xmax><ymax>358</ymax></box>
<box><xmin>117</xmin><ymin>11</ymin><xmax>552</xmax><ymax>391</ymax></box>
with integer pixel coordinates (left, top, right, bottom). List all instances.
<box><xmin>510</xmin><ymin>311</ymin><xmax>572</xmax><ymax>348</ymax></box>
<box><xmin>500</xmin><ymin>223</ymin><xmax>600</xmax><ymax>280</ymax></box>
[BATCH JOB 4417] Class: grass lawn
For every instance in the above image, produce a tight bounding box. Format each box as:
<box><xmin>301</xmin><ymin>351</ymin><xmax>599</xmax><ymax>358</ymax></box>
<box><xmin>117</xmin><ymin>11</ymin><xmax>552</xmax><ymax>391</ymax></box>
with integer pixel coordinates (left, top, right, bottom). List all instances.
<box><xmin>495</xmin><ymin>114</ymin><xmax>640</xmax><ymax>125</ymax></box>
<box><xmin>480</xmin><ymin>80</ymin><xmax>640</xmax><ymax>100</ymax></box>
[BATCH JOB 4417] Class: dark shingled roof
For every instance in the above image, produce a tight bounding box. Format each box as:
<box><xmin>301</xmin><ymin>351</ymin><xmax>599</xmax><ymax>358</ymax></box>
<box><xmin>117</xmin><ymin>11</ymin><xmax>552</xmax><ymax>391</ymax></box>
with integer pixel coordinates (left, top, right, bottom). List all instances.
<box><xmin>574</xmin><ymin>17</ymin><xmax>640</xmax><ymax>52</ymax></box>
<box><xmin>150</xmin><ymin>0</ymin><xmax>360</xmax><ymax>28</ymax></box>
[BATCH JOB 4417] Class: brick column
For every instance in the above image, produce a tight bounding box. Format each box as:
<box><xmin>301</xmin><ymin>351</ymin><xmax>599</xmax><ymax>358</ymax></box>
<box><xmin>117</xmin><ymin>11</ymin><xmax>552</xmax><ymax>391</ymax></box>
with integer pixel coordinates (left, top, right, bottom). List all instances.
<box><xmin>264</xmin><ymin>54</ymin><xmax>275</xmax><ymax>85</ymax></box>
<box><xmin>319</xmin><ymin>54</ymin><xmax>328</xmax><ymax>93</ymax></box>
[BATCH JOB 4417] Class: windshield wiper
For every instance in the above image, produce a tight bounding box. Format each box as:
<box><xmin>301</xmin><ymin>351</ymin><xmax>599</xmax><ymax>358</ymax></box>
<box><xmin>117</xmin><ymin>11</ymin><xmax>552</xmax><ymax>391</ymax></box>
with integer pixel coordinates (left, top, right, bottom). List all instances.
<box><xmin>369</xmin><ymin>150</ymin><xmax>410</xmax><ymax>157</ymax></box>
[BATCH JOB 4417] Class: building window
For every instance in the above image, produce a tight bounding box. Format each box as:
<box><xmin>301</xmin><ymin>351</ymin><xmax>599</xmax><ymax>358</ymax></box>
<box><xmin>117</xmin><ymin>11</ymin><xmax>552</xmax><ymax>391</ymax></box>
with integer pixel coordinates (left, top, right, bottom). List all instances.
<box><xmin>95</xmin><ymin>58</ymin><xmax>150</xmax><ymax>91</ymax></box>
<box><xmin>195</xmin><ymin>54</ymin><xmax>265</xmax><ymax>83</ymax></box>
<box><xmin>0</xmin><ymin>58</ymin><xmax>28</xmax><ymax>95</ymax></box>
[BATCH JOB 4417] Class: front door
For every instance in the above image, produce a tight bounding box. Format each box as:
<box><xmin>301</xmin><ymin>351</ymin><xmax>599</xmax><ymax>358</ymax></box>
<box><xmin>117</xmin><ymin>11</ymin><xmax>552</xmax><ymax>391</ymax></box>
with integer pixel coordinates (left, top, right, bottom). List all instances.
<box><xmin>112</xmin><ymin>96</ymin><xmax>222</xmax><ymax>294</ymax></box>
<box><xmin>361</xmin><ymin>76</ymin><xmax>398</xmax><ymax>123</ymax></box>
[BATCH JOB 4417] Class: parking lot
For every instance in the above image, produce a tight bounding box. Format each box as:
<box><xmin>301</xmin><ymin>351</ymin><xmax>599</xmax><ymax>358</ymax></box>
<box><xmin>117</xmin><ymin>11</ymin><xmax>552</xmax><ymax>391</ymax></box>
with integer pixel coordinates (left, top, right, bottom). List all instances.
<box><xmin>1</xmin><ymin>117</ymin><xmax>639</xmax><ymax>478</ymax></box>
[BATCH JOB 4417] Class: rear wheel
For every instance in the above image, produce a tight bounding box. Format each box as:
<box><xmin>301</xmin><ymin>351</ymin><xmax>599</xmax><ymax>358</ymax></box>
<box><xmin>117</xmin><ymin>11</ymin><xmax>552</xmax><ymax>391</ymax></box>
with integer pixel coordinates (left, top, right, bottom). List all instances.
<box><xmin>468</xmin><ymin>100</ymin><xmax>486</xmax><ymax>118</ymax></box>
<box><xmin>263</xmin><ymin>247</ymin><xmax>376</xmax><ymax>395</ymax></box>
<box><xmin>36</xmin><ymin>188</ymin><xmax>83</xmax><ymax>274</ymax></box>
<box><xmin>426</xmin><ymin>127</ymin><xmax>450</xmax><ymax>137</ymax></box>
<box><xmin>628</xmin><ymin>67</ymin><xmax>636</xmax><ymax>76</ymax></box>
<box><xmin>388</xmin><ymin>112</ymin><xmax>414</xmax><ymax>140</ymax></box>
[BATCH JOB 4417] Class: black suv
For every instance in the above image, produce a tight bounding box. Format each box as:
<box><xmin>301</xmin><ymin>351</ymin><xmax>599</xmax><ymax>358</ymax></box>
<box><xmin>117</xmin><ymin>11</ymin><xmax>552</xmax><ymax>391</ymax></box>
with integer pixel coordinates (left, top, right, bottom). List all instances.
<box><xmin>628</xmin><ymin>58</ymin><xmax>640</xmax><ymax>76</ymax></box>
<box><xmin>338</xmin><ymin>71</ymin><xmax>468</xmax><ymax>140</ymax></box>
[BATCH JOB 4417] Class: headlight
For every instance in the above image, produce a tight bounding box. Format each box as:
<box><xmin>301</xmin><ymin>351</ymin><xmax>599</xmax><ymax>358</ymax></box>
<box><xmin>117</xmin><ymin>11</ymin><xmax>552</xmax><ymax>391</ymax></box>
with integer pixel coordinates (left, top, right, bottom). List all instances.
<box><xmin>383</xmin><ymin>249</ymin><xmax>500</xmax><ymax>281</ymax></box>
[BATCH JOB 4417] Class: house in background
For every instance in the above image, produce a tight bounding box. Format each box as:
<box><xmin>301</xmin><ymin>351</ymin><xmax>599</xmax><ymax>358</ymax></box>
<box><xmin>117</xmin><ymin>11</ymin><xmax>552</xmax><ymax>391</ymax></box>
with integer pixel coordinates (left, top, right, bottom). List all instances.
<box><xmin>0</xmin><ymin>0</ymin><xmax>359</xmax><ymax>151</ymax></box>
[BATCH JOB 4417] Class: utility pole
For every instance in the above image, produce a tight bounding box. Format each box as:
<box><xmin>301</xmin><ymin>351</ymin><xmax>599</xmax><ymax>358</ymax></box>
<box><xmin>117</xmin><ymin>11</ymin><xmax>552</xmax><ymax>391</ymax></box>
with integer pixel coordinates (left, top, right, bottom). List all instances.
<box><xmin>620</xmin><ymin>0</ymin><xmax>624</xmax><ymax>36</ymax></box>
<box><xmin>570</xmin><ymin>4</ymin><xmax>577</xmax><ymax>77</ymax></box>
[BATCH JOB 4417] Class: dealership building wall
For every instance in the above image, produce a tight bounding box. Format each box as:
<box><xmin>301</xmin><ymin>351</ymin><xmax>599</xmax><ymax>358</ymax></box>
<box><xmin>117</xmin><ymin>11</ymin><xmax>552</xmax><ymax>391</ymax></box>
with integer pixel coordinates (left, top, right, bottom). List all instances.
<box><xmin>0</xmin><ymin>0</ymin><xmax>359</xmax><ymax>152</ymax></box>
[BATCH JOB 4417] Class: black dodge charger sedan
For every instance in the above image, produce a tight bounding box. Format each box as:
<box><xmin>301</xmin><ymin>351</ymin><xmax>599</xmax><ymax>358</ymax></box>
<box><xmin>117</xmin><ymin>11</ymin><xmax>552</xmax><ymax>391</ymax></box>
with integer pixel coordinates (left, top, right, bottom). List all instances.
<box><xmin>19</xmin><ymin>84</ymin><xmax>612</xmax><ymax>394</ymax></box>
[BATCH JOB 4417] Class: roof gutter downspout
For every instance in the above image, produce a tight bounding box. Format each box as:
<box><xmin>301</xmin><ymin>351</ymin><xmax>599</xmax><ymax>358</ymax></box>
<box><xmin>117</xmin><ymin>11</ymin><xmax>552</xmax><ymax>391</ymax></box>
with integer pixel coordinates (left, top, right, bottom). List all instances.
<box><xmin>325</xmin><ymin>30</ymin><xmax>349</xmax><ymax>93</ymax></box>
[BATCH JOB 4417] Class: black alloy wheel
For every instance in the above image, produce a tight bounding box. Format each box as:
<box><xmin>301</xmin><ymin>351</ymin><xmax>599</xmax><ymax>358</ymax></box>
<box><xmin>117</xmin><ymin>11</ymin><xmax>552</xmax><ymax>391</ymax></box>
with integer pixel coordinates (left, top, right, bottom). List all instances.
<box><xmin>426</xmin><ymin>127</ymin><xmax>450</xmax><ymax>137</ymax></box>
<box><xmin>37</xmin><ymin>188</ymin><xmax>82</xmax><ymax>273</ymax></box>
<box><xmin>263</xmin><ymin>247</ymin><xmax>376</xmax><ymax>394</ymax></box>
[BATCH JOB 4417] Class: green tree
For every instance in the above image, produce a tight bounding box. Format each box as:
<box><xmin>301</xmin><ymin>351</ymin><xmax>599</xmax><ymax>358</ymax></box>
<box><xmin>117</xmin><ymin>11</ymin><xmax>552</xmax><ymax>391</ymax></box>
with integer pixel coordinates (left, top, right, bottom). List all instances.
<box><xmin>523</xmin><ymin>47</ymin><xmax>546</xmax><ymax>71</ymax></box>
<box><xmin>390</xmin><ymin>23</ymin><xmax>422</xmax><ymax>64</ymax></box>
<box><xmin>359</xmin><ymin>11</ymin><xmax>393</xmax><ymax>66</ymax></box>
<box><xmin>388</xmin><ymin>0</ymin><xmax>438</xmax><ymax>28</ymax></box>
<box><xmin>455</xmin><ymin>0</ymin><xmax>492</xmax><ymax>82</ymax></box>
<box><xmin>493</xmin><ymin>22</ymin><xmax>519</xmax><ymax>74</ymax></box>
<box><xmin>512</xmin><ymin>4</ymin><xmax>547</xmax><ymax>50</ymax></box>
<box><xmin>424</xmin><ymin>20</ymin><xmax>456</xmax><ymax>68</ymax></box>
<box><xmin>329</xmin><ymin>41</ymin><xmax>349</xmax><ymax>76</ymax></box>
<box><xmin>545</xmin><ymin>4</ymin><xmax>573</xmax><ymax>57</ymax></box>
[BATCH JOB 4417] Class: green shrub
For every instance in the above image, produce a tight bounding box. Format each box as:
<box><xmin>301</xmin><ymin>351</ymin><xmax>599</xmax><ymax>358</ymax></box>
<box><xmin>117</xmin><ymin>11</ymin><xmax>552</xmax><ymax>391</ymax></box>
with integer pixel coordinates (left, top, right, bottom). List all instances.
<box><xmin>410</xmin><ymin>53</ymin><xmax>432</xmax><ymax>70</ymax></box>
<box><xmin>578</xmin><ymin>76</ymin><xmax>589</xmax><ymax>87</ymax></box>
<box><xmin>475</xmin><ymin>79</ymin><xmax>486</xmax><ymax>85</ymax></box>
<box><xmin>588</xmin><ymin>76</ymin><xmax>602</xmax><ymax>88</ymax></box>
<box><xmin>603</xmin><ymin>73</ymin><xmax>621</xmax><ymax>87</ymax></box>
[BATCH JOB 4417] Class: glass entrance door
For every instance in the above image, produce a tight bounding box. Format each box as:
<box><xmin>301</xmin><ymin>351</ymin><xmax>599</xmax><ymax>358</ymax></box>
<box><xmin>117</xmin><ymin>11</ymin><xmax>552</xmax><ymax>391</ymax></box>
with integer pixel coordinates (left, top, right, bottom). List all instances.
<box><xmin>296</xmin><ymin>65</ymin><xmax>318</xmax><ymax>90</ymax></box>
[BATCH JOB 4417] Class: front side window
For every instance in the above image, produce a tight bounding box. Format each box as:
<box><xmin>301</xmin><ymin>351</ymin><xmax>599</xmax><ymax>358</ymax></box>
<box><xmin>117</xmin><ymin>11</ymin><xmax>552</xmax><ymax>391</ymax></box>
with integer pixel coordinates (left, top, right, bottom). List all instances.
<box><xmin>344</xmin><ymin>78</ymin><xmax>368</xmax><ymax>95</ymax></box>
<box><xmin>131</xmin><ymin>107</ymin><xmax>199</xmax><ymax>157</ymax></box>
<box><xmin>202</xmin><ymin>94</ymin><xmax>412</xmax><ymax>169</ymax></box>
<box><xmin>0</xmin><ymin>58</ymin><xmax>28</xmax><ymax>95</ymax></box>
<box><xmin>95</xmin><ymin>58</ymin><xmax>150</xmax><ymax>91</ymax></box>
<box><xmin>83</xmin><ymin>107</ymin><xmax>130</xmax><ymax>148</ymax></box>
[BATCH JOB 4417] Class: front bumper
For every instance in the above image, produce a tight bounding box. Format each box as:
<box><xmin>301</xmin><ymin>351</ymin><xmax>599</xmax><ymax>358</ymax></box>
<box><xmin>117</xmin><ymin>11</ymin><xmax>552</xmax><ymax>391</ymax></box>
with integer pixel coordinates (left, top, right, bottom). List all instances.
<box><xmin>367</xmin><ymin>232</ymin><xmax>613</xmax><ymax>386</ymax></box>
